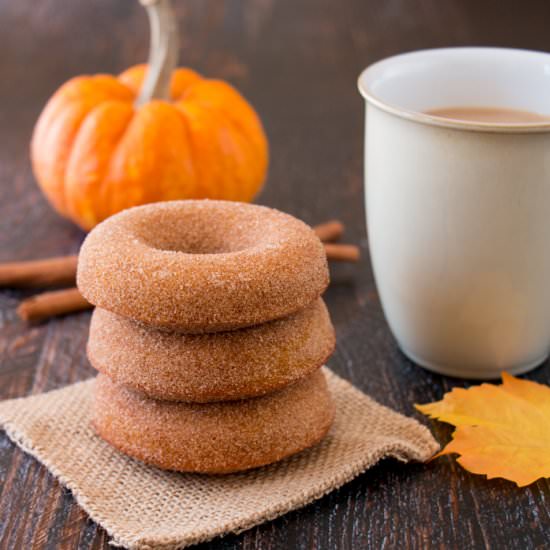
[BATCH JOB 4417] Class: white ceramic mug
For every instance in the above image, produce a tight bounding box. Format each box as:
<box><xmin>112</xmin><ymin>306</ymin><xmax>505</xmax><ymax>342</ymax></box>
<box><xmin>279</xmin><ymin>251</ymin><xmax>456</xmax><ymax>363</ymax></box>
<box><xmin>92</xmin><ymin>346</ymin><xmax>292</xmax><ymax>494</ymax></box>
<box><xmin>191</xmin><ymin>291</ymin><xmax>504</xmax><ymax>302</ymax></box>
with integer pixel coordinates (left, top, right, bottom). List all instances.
<box><xmin>358</xmin><ymin>47</ymin><xmax>550</xmax><ymax>379</ymax></box>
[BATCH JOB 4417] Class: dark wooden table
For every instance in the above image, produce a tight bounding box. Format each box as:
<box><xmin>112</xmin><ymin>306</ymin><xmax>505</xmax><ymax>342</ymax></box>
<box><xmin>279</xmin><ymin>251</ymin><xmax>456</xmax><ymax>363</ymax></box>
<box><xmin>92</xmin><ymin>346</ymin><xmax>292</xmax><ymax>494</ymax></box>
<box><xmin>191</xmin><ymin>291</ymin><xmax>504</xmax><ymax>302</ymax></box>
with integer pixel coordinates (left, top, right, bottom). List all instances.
<box><xmin>1</xmin><ymin>0</ymin><xmax>549</xmax><ymax>548</ymax></box>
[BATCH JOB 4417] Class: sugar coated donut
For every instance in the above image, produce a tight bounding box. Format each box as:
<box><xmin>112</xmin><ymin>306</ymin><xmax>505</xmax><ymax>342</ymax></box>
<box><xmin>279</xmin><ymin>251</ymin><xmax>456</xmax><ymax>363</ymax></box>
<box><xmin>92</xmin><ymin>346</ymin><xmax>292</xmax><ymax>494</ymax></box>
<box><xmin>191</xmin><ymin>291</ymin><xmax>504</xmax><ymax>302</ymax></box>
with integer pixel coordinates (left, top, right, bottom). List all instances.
<box><xmin>88</xmin><ymin>299</ymin><xmax>335</xmax><ymax>402</ymax></box>
<box><xmin>77</xmin><ymin>200</ymin><xmax>329</xmax><ymax>332</ymax></box>
<box><xmin>93</xmin><ymin>370</ymin><xmax>335</xmax><ymax>473</ymax></box>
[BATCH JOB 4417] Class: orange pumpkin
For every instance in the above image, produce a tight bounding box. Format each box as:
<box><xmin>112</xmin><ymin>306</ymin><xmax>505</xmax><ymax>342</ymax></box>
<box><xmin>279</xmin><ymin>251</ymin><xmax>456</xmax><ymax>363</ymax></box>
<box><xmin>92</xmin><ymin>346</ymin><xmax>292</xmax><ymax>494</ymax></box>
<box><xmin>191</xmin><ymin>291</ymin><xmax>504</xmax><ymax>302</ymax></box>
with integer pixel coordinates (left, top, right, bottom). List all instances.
<box><xmin>31</xmin><ymin>0</ymin><xmax>268</xmax><ymax>231</ymax></box>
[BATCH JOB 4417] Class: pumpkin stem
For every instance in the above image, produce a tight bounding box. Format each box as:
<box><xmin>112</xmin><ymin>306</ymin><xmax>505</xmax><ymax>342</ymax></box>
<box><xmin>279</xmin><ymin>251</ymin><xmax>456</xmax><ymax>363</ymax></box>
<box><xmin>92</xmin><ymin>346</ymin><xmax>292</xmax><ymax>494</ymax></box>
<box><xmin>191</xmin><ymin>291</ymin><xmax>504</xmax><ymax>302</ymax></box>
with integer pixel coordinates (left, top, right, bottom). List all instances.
<box><xmin>136</xmin><ymin>0</ymin><xmax>179</xmax><ymax>106</ymax></box>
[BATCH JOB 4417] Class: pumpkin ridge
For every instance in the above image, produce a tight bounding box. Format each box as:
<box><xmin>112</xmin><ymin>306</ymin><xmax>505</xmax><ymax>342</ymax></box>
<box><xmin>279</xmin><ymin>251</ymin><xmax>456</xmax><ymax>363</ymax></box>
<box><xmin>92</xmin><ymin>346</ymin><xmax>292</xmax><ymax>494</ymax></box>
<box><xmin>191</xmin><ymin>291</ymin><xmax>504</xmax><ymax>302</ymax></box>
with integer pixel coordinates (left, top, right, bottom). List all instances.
<box><xmin>34</xmin><ymin>97</ymin><xmax>116</xmax><ymax>216</ymax></box>
<box><xmin>210</xmin><ymin>107</ymin><xmax>262</xmax><ymax>200</ymax></box>
<box><xmin>64</xmin><ymin>100</ymin><xmax>134</xmax><ymax>228</ymax></box>
<box><xmin>216</xmin><ymin>106</ymin><xmax>267</xmax><ymax>180</ymax></box>
<box><xmin>182</xmin><ymin>79</ymin><xmax>268</xmax><ymax>169</ymax></box>
<box><xmin>169</xmin><ymin>67</ymin><xmax>204</xmax><ymax>101</ymax></box>
<box><xmin>117</xmin><ymin>65</ymin><xmax>147</xmax><ymax>97</ymax></box>
<box><xmin>59</xmin><ymin>104</ymin><xmax>100</xmax><ymax>217</ymax></box>
<box><xmin>32</xmin><ymin>74</ymin><xmax>134</xmax><ymax>217</ymax></box>
<box><xmin>171</xmin><ymin>104</ymin><xmax>206</xmax><ymax>197</ymax></box>
<box><xmin>218</xmin><ymin>106</ymin><xmax>268</xmax><ymax>173</ymax></box>
<box><xmin>100</xmin><ymin>106</ymin><xmax>136</xmax><ymax>224</ymax></box>
<box><xmin>101</xmin><ymin>100</ymin><xmax>198</xmax><ymax>217</ymax></box>
<box><xmin>90</xmin><ymin>74</ymin><xmax>135</xmax><ymax>101</ymax></box>
<box><xmin>174</xmin><ymin>100</ymin><xmax>236</xmax><ymax>200</ymax></box>
<box><xmin>31</xmin><ymin>76</ymin><xmax>91</xmax><ymax>135</ymax></box>
<box><xmin>101</xmin><ymin>134</ymin><xmax>138</xmax><ymax>223</ymax></box>
<box><xmin>186</xmin><ymin>80</ymin><xmax>266</xmax><ymax>137</ymax></box>
<box><xmin>179</xmin><ymin>94</ymin><xmax>267</xmax><ymax>200</ymax></box>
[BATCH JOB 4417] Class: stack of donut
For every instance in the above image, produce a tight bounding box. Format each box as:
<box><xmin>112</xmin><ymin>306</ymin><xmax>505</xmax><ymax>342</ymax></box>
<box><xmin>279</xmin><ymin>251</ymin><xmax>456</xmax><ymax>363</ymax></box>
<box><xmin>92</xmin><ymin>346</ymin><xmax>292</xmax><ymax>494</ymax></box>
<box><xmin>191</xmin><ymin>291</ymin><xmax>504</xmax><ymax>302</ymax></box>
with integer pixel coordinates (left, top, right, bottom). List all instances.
<box><xmin>78</xmin><ymin>200</ymin><xmax>336</xmax><ymax>474</ymax></box>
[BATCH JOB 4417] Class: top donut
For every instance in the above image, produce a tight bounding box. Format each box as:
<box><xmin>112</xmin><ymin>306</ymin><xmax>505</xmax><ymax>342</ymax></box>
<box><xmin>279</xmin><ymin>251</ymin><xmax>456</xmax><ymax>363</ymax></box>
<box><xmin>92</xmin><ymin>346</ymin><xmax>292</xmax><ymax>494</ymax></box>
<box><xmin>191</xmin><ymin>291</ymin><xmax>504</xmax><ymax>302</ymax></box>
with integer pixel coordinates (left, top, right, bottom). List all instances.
<box><xmin>77</xmin><ymin>200</ymin><xmax>329</xmax><ymax>332</ymax></box>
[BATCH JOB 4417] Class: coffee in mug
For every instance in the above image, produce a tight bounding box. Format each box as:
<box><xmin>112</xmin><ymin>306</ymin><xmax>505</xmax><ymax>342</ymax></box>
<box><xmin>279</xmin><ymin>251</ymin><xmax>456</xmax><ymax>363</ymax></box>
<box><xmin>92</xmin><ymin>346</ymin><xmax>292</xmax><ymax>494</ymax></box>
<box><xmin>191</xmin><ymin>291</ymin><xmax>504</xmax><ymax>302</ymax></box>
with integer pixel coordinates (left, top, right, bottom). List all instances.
<box><xmin>425</xmin><ymin>106</ymin><xmax>550</xmax><ymax>124</ymax></box>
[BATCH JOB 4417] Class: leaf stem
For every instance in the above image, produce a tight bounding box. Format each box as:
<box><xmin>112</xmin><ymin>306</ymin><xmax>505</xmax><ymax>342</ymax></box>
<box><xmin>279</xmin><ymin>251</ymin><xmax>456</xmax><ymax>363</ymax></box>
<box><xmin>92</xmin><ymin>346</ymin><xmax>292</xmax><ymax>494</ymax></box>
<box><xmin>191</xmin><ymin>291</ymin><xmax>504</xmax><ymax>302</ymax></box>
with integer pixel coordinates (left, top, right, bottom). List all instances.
<box><xmin>136</xmin><ymin>0</ymin><xmax>179</xmax><ymax>106</ymax></box>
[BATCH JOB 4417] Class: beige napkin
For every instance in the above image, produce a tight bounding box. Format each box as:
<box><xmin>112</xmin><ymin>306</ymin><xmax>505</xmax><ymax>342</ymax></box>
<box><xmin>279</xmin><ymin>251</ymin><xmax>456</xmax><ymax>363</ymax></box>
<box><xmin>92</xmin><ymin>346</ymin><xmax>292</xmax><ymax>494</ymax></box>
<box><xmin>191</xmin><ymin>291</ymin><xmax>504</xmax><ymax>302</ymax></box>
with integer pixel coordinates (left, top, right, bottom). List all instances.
<box><xmin>0</xmin><ymin>368</ymin><xmax>438</xmax><ymax>550</ymax></box>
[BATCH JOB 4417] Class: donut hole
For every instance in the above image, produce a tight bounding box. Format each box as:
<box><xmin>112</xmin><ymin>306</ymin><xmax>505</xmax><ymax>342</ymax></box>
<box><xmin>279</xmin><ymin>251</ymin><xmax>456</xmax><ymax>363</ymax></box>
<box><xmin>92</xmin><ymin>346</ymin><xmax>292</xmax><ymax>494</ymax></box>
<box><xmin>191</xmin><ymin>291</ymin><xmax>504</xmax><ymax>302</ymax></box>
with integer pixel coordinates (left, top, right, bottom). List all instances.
<box><xmin>130</xmin><ymin>204</ymin><xmax>274</xmax><ymax>255</ymax></box>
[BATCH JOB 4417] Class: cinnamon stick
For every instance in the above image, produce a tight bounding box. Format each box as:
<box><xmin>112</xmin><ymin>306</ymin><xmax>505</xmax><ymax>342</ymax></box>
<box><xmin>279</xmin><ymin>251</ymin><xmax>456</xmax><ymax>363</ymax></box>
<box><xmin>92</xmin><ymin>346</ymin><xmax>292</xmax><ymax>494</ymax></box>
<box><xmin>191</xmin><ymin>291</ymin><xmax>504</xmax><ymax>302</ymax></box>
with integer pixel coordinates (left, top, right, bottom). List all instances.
<box><xmin>323</xmin><ymin>243</ymin><xmax>360</xmax><ymax>262</ymax></box>
<box><xmin>0</xmin><ymin>255</ymin><xmax>78</xmax><ymax>288</ymax></box>
<box><xmin>17</xmin><ymin>288</ymin><xmax>92</xmax><ymax>323</ymax></box>
<box><xmin>313</xmin><ymin>220</ymin><xmax>344</xmax><ymax>242</ymax></box>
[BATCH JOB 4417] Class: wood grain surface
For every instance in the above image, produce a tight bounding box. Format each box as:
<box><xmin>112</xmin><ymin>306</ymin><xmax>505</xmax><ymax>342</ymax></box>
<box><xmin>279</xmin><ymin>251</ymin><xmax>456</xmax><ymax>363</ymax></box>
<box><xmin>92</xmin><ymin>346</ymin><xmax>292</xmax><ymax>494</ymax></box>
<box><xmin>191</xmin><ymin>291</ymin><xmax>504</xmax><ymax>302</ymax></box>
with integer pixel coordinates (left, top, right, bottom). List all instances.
<box><xmin>1</xmin><ymin>0</ymin><xmax>549</xmax><ymax>548</ymax></box>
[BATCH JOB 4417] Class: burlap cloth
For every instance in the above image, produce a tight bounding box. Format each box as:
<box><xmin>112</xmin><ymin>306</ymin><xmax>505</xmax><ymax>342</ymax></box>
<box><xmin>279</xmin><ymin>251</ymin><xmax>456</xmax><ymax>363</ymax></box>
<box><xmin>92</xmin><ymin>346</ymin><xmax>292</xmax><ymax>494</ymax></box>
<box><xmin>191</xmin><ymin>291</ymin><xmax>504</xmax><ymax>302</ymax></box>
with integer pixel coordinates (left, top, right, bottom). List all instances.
<box><xmin>0</xmin><ymin>368</ymin><xmax>438</xmax><ymax>549</ymax></box>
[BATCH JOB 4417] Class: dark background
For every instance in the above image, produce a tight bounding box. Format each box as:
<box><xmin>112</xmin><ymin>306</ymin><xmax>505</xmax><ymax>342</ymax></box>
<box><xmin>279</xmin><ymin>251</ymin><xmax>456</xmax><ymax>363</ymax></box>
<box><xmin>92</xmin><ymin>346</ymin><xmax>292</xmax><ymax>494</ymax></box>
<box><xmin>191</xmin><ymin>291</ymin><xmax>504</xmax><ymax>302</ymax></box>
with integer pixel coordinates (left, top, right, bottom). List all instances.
<box><xmin>1</xmin><ymin>0</ymin><xmax>549</xmax><ymax>548</ymax></box>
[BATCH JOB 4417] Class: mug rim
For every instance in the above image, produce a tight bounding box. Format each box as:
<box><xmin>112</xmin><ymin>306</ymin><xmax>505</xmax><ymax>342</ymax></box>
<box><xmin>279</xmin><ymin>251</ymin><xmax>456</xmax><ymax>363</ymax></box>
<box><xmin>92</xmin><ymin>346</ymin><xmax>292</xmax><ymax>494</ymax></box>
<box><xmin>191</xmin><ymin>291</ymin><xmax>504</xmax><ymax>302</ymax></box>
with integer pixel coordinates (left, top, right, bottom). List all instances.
<box><xmin>358</xmin><ymin>47</ymin><xmax>550</xmax><ymax>134</ymax></box>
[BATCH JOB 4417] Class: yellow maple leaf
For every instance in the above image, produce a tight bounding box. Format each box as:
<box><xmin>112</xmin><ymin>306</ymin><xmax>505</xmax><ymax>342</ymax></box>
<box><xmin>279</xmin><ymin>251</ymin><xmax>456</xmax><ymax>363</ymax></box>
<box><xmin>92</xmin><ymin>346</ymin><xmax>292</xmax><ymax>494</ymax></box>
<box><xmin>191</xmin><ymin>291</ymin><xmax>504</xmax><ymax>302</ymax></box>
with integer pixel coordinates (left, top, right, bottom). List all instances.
<box><xmin>415</xmin><ymin>373</ymin><xmax>550</xmax><ymax>487</ymax></box>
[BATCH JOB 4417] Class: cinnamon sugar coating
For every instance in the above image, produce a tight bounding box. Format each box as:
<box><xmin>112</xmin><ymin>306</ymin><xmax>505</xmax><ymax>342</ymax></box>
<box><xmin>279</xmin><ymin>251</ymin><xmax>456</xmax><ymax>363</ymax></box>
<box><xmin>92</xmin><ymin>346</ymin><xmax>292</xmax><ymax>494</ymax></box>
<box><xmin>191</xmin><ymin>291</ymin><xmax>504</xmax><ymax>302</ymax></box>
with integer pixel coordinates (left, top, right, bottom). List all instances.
<box><xmin>93</xmin><ymin>370</ymin><xmax>335</xmax><ymax>474</ymax></box>
<box><xmin>77</xmin><ymin>200</ymin><xmax>329</xmax><ymax>332</ymax></box>
<box><xmin>88</xmin><ymin>299</ymin><xmax>335</xmax><ymax>402</ymax></box>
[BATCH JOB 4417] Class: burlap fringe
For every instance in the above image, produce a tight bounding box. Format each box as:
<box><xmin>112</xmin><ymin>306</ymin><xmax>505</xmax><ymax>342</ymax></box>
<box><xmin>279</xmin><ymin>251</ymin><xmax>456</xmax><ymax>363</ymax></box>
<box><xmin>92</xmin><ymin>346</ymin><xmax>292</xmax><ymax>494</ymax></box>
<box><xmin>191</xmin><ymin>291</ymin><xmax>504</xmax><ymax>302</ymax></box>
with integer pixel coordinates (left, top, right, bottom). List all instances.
<box><xmin>0</xmin><ymin>369</ymin><xmax>438</xmax><ymax>549</ymax></box>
